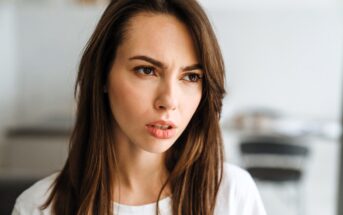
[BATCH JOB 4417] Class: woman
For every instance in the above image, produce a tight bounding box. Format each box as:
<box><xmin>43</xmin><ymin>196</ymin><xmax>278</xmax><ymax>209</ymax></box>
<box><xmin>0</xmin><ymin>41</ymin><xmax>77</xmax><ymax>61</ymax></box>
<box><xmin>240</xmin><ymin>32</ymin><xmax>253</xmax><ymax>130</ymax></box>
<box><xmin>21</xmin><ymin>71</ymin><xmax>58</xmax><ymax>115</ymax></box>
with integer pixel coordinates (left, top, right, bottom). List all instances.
<box><xmin>12</xmin><ymin>0</ymin><xmax>266</xmax><ymax>214</ymax></box>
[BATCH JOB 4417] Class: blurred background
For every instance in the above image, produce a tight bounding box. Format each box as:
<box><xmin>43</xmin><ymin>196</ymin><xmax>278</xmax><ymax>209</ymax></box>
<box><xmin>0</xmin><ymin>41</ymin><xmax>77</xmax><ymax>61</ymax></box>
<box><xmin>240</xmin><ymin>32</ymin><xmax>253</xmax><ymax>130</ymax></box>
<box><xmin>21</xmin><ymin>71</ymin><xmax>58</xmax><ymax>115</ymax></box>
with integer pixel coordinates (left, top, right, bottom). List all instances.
<box><xmin>0</xmin><ymin>0</ymin><xmax>342</xmax><ymax>214</ymax></box>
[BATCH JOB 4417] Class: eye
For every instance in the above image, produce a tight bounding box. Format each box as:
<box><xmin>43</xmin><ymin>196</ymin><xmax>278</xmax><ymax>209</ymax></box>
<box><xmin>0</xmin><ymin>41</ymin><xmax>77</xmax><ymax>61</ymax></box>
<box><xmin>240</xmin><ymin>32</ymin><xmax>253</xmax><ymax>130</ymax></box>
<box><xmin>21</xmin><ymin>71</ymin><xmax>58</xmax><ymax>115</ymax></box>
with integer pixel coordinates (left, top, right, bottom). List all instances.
<box><xmin>183</xmin><ymin>73</ymin><xmax>203</xmax><ymax>83</ymax></box>
<box><xmin>134</xmin><ymin>66</ymin><xmax>156</xmax><ymax>76</ymax></box>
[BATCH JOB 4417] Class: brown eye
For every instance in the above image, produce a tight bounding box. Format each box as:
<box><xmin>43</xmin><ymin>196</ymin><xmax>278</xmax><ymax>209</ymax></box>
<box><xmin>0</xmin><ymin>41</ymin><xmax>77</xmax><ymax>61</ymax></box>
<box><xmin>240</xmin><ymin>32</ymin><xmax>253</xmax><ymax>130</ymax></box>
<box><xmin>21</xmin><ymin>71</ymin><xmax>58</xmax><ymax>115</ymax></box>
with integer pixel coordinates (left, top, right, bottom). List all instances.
<box><xmin>183</xmin><ymin>73</ymin><xmax>202</xmax><ymax>82</ymax></box>
<box><xmin>134</xmin><ymin>66</ymin><xmax>156</xmax><ymax>76</ymax></box>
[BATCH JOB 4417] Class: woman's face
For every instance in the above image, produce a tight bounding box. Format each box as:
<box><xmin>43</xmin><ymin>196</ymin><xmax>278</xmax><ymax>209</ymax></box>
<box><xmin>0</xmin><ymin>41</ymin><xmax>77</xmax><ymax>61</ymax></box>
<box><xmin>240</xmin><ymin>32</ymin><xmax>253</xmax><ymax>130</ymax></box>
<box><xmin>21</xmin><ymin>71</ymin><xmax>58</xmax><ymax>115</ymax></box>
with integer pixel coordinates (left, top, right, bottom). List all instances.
<box><xmin>107</xmin><ymin>13</ymin><xmax>203</xmax><ymax>154</ymax></box>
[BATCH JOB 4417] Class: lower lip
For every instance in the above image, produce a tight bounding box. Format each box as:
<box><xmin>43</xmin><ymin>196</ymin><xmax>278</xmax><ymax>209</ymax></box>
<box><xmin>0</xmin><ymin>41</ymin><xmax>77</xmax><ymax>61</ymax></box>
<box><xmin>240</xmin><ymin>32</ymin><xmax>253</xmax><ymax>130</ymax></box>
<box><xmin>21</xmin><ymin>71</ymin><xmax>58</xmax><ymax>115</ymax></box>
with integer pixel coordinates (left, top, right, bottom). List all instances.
<box><xmin>146</xmin><ymin>125</ymin><xmax>176</xmax><ymax>139</ymax></box>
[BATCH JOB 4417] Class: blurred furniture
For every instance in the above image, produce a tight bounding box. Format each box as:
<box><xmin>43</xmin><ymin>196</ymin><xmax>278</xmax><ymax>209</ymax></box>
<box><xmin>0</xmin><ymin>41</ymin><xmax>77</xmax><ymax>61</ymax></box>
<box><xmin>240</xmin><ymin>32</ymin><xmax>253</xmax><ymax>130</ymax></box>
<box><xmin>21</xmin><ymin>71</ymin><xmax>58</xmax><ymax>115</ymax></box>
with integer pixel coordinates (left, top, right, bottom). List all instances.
<box><xmin>240</xmin><ymin>134</ymin><xmax>309</xmax><ymax>215</ymax></box>
<box><xmin>2</xmin><ymin>124</ymin><xmax>70</xmax><ymax>173</ymax></box>
<box><xmin>0</xmin><ymin>122</ymin><xmax>70</xmax><ymax>214</ymax></box>
<box><xmin>0</xmin><ymin>175</ymin><xmax>39</xmax><ymax>215</ymax></box>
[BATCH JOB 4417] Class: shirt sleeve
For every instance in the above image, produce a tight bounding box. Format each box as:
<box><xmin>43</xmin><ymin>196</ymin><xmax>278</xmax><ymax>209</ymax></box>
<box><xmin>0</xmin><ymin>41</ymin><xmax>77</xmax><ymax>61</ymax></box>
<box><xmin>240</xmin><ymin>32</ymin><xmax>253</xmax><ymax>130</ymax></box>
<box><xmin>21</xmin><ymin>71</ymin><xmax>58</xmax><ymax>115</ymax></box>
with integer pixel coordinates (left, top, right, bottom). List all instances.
<box><xmin>237</xmin><ymin>172</ymin><xmax>267</xmax><ymax>215</ymax></box>
<box><xmin>9</xmin><ymin>173</ymin><xmax>58</xmax><ymax>215</ymax></box>
<box><xmin>11</xmin><ymin>200</ymin><xmax>23</xmax><ymax>215</ymax></box>
<box><xmin>216</xmin><ymin>164</ymin><xmax>267</xmax><ymax>215</ymax></box>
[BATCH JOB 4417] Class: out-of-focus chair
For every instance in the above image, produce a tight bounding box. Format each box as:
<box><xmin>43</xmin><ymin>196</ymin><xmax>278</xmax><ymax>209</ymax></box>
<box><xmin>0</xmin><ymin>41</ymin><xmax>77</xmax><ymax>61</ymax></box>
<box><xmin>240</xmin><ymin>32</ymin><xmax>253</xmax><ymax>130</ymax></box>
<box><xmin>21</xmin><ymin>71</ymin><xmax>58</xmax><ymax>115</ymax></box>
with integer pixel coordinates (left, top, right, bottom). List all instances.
<box><xmin>240</xmin><ymin>135</ymin><xmax>309</xmax><ymax>215</ymax></box>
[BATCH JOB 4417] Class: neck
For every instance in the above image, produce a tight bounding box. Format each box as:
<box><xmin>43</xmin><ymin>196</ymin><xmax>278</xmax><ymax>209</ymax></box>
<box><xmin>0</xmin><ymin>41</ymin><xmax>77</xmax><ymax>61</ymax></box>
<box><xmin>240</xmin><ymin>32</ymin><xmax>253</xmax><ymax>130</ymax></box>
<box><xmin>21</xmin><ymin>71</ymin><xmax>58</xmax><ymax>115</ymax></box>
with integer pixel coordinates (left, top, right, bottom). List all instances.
<box><xmin>117</xmin><ymin>146</ymin><xmax>168</xmax><ymax>189</ymax></box>
<box><xmin>112</xmin><ymin>130</ymin><xmax>171</xmax><ymax>205</ymax></box>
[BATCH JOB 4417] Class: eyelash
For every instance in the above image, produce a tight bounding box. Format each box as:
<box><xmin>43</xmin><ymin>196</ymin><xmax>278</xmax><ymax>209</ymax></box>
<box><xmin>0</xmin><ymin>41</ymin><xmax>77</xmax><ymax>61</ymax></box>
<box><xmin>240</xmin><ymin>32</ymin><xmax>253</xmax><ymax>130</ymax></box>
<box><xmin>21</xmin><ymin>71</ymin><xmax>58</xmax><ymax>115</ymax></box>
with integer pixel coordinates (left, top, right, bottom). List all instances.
<box><xmin>133</xmin><ymin>66</ymin><xmax>203</xmax><ymax>83</ymax></box>
<box><xmin>134</xmin><ymin>66</ymin><xmax>156</xmax><ymax>76</ymax></box>
<box><xmin>184</xmin><ymin>73</ymin><xmax>203</xmax><ymax>82</ymax></box>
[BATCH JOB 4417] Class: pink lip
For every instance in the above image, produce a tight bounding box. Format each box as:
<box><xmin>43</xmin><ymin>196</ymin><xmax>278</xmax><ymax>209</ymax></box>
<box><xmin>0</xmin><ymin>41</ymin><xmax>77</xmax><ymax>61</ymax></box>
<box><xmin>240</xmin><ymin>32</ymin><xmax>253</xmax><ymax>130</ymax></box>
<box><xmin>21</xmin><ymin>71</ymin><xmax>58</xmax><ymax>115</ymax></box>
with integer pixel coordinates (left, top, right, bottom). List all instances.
<box><xmin>147</xmin><ymin>120</ymin><xmax>176</xmax><ymax>128</ymax></box>
<box><xmin>146</xmin><ymin>120</ymin><xmax>177</xmax><ymax>139</ymax></box>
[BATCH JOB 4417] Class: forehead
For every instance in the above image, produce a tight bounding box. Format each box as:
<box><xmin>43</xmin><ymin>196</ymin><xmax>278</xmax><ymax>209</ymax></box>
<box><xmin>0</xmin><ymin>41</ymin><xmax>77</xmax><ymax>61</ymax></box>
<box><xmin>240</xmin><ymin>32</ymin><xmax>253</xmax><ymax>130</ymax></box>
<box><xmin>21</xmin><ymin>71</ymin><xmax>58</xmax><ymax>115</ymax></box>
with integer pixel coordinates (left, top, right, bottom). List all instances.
<box><xmin>116</xmin><ymin>12</ymin><xmax>199</xmax><ymax>64</ymax></box>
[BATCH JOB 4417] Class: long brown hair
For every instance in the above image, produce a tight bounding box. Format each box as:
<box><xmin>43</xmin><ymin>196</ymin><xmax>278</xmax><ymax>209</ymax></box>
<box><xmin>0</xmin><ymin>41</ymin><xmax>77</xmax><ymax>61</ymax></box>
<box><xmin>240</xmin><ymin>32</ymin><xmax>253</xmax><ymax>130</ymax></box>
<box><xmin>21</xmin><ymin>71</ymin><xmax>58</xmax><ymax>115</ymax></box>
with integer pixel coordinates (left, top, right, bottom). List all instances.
<box><xmin>43</xmin><ymin>0</ymin><xmax>226</xmax><ymax>214</ymax></box>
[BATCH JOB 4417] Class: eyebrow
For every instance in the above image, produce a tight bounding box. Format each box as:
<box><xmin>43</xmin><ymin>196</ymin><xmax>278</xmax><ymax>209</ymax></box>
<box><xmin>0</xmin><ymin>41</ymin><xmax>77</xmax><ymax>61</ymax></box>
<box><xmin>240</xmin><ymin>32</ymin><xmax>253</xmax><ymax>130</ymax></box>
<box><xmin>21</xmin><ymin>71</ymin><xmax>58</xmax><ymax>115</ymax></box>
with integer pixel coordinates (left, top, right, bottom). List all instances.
<box><xmin>129</xmin><ymin>55</ymin><xmax>203</xmax><ymax>72</ymax></box>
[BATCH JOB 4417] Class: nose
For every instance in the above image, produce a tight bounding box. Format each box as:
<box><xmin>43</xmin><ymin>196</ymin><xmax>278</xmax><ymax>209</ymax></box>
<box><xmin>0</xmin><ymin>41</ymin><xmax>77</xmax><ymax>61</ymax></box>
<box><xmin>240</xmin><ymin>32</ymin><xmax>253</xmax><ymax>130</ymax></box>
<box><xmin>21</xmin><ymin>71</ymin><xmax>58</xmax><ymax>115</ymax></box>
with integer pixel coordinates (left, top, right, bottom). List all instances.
<box><xmin>154</xmin><ymin>81</ymin><xmax>178</xmax><ymax>111</ymax></box>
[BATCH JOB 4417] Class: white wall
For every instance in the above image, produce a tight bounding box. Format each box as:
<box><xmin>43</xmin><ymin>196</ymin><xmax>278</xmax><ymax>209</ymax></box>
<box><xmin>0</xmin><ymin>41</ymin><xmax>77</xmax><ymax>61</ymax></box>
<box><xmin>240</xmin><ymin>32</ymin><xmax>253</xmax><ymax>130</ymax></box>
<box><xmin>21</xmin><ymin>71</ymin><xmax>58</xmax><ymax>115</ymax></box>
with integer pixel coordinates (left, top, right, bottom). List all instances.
<box><xmin>199</xmin><ymin>0</ymin><xmax>340</xmax><ymax>10</ymax></box>
<box><xmin>0</xmin><ymin>4</ymin><xmax>17</xmax><ymax>140</ymax></box>
<box><xmin>207</xmin><ymin>7</ymin><xmax>343</xmax><ymax>121</ymax></box>
<box><xmin>12</xmin><ymin>4</ymin><xmax>104</xmax><ymax>124</ymax></box>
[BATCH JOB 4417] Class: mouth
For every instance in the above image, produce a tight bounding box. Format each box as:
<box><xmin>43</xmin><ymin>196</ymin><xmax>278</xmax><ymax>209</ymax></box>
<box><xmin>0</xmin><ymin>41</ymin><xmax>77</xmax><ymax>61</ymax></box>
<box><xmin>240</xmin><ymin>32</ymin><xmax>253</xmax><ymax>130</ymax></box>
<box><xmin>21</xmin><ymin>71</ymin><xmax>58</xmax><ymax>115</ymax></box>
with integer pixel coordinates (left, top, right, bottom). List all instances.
<box><xmin>146</xmin><ymin>120</ymin><xmax>177</xmax><ymax>139</ymax></box>
<box><xmin>146</xmin><ymin>120</ymin><xmax>176</xmax><ymax>129</ymax></box>
<box><xmin>146</xmin><ymin>124</ymin><xmax>173</xmax><ymax>130</ymax></box>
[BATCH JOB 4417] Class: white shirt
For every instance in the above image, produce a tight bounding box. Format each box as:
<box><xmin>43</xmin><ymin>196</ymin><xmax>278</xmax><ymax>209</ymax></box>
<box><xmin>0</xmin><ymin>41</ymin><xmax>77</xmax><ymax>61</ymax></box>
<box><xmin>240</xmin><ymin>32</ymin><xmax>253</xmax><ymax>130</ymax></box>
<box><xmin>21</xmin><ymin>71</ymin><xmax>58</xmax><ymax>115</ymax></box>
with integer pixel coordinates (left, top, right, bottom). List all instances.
<box><xmin>12</xmin><ymin>163</ymin><xmax>267</xmax><ymax>215</ymax></box>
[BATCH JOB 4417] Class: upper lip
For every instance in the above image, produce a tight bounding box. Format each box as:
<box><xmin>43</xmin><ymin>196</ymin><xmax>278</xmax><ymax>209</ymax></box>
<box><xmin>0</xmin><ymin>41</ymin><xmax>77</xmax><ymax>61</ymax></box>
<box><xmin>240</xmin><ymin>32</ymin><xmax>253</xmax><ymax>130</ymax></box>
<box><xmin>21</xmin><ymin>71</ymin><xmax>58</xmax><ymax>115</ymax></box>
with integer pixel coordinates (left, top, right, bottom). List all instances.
<box><xmin>146</xmin><ymin>120</ymin><xmax>177</xmax><ymax>128</ymax></box>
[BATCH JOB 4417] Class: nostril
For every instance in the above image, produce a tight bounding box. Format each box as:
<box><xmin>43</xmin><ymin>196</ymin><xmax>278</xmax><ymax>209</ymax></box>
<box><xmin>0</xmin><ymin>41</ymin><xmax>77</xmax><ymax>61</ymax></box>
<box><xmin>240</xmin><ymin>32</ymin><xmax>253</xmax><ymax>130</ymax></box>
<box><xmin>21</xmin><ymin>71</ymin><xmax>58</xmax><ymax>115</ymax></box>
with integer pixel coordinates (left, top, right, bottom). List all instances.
<box><xmin>155</xmin><ymin>100</ymin><xmax>176</xmax><ymax>111</ymax></box>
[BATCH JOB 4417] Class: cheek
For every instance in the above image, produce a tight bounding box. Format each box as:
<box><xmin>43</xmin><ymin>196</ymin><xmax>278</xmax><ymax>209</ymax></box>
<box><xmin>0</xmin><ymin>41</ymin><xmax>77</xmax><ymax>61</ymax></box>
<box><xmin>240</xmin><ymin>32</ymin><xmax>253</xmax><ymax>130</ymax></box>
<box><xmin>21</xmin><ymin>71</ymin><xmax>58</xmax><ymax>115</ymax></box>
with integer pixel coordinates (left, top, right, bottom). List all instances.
<box><xmin>180</xmin><ymin>87</ymin><xmax>202</xmax><ymax>120</ymax></box>
<box><xmin>108</xmin><ymin>78</ymin><xmax>152</xmax><ymax>122</ymax></box>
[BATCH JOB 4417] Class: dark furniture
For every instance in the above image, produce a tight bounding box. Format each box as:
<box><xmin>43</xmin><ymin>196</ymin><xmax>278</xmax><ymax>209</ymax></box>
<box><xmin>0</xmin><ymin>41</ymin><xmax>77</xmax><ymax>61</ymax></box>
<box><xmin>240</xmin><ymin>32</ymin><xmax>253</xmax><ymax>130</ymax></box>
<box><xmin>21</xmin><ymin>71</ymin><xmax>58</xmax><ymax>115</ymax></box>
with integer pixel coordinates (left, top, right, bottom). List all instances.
<box><xmin>240</xmin><ymin>135</ymin><xmax>310</xmax><ymax>215</ymax></box>
<box><xmin>0</xmin><ymin>176</ymin><xmax>39</xmax><ymax>215</ymax></box>
<box><xmin>240</xmin><ymin>138</ymin><xmax>309</xmax><ymax>182</ymax></box>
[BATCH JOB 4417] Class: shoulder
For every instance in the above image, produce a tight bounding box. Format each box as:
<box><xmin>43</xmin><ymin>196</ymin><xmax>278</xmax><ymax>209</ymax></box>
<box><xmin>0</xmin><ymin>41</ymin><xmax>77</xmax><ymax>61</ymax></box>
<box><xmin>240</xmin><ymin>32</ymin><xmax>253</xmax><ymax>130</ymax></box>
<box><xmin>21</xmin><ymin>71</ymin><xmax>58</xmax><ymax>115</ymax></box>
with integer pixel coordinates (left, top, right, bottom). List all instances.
<box><xmin>12</xmin><ymin>172</ymin><xmax>59</xmax><ymax>215</ymax></box>
<box><xmin>219</xmin><ymin>163</ymin><xmax>257</xmax><ymax>200</ymax></box>
<box><xmin>215</xmin><ymin>163</ymin><xmax>267</xmax><ymax>215</ymax></box>
<box><xmin>222</xmin><ymin>163</ymin><xmax>253</xmax><ymax>187</ymax></box>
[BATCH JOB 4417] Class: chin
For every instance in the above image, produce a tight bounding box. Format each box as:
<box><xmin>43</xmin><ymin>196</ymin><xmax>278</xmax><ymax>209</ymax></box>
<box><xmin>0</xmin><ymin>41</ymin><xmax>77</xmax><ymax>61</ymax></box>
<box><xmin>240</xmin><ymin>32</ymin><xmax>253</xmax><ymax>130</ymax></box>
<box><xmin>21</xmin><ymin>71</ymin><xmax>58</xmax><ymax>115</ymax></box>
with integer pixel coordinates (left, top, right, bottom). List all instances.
<box><xmin>140</xmin><ymin>140</ymin><xmax>175</xmax><ymax>154</ymax></box>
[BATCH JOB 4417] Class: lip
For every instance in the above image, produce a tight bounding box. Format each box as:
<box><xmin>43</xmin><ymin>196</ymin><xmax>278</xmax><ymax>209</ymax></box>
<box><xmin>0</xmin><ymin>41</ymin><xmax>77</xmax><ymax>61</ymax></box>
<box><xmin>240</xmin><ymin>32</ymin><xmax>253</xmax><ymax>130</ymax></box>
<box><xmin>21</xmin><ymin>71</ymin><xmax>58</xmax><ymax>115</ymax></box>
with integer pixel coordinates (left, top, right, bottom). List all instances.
<box><xmin>146</xmin><ymin>120</ymin><xmax>177</xmax><ymax>139</ymax></box>
<box><xmin>146</xmin><ymin>120</ymin><xmax>177</xmax><ymax>128</ymax></box>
